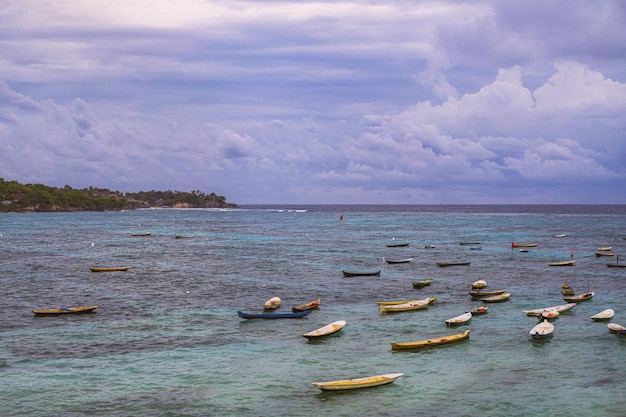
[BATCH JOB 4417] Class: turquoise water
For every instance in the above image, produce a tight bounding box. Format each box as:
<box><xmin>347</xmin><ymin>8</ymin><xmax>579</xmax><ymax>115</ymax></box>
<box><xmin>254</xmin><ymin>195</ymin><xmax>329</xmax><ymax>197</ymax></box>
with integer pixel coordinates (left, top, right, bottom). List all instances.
<box><xmin>1</xmin><ymin>205</ymin><xmax>626</xmax><ymax>416</ymax></box>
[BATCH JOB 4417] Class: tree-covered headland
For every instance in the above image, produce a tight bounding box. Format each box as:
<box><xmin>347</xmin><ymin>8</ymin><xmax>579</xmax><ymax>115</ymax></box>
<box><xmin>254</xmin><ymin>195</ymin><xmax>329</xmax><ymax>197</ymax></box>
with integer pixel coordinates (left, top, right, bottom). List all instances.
<box><xmin>0</xmin><ymin>179</ymin><xmax>237</xmax><ymax>212</ymax></box>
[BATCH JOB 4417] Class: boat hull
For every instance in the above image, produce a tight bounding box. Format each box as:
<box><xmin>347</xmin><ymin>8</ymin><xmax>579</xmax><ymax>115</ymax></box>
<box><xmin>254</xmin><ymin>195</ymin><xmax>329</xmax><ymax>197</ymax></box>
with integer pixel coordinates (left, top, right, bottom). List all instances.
<box><xmin>342</xmin><ymin>270</ymin><xmax>381</xmax><ymax>277</ymax></box>
<box><xmin>32</xmin><ymin>305</ymin><xmax>99</xmax><ymax>315</ymax></box>
<box><xmin>391</xmin><ymin>330</ymin><xmax>470</xmax><ymax>350</ymax></box>
<box><xmin>237</xmin><ymin>310</ymin><xmax>310</xmax><ymax>319</ymax></box>
<box><xmin>313</xmin><ymin>373</ymin><xmax>404</xmax><ymax>391</ymax></box>
<box><xmin>89</xmin><ymin>267</ymin><xmax>129</xmax><ymax>272</ymax></box>
<box><xmin>303</xmin><ymin>320</ymin><xmax>346</xmax><ymax>339</ymax></box>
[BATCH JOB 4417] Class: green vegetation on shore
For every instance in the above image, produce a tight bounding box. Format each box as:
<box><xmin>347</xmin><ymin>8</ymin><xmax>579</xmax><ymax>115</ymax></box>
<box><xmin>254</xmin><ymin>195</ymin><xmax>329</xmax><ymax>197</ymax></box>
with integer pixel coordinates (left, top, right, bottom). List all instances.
<box><xmin>0</xmin><ymin>179</ymin><xmax>237</xmax><ymax>212</ymax></box>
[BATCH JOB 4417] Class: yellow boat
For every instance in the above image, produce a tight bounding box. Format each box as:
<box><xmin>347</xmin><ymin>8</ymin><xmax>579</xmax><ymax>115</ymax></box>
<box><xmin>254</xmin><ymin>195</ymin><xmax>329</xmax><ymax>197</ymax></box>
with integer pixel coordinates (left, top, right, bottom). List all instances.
<box><xmin>89</xmin><ymin>267</ymin><xmax>130</xmax><ymax>272</ymax></box>
<box><xmin>380</xmin><ymin>299</ymin><xmax>430</xmax><ymax>313</ymax></box>
<box><xmin>548</xmin><ymin>260</ymin><xmax>575</xmax><ymax>266</ymax></box>
<box><xmin>513</xmin><ymin>243</ymin><xmax>538</xmax><ymax>248</ymax></box>
<box><xmin>32</xmin><ymin>305</ymin><xmax>99</xmax><ymax>315</ymax></box>
<box><xmin>376</xmin><ymin>297</ymin><xmax>437</xmax><ymax>306</ymax></box>
<box><xmin>391</xmin><ymin>330</ymin><xmax>470</xmax><ymax>351</ymax></box>
<box><xmin>598</xmin><ymin>247</ymin><xmax>612</xmax><ymax>251</ymax></box>
<box><xmin>312</xmin><ymin>373</ymin><xmax>404</xmax><ymax>391</ymax></box>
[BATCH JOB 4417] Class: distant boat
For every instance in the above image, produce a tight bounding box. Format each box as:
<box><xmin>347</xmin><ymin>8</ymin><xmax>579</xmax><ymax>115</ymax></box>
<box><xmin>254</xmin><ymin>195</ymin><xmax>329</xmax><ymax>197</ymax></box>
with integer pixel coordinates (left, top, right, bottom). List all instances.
<box><xmin>386</xmin><ymin>241</ymin><xmax>409</xmax><ymax>247</ymax></box>
<box><xmin>553</xmin><ymin>234</ymin><xmax>566</xmax><ymax>238</ymax></box>
<box><xmin>175</xmin><ymin>234</ymin><xmax>194</xmax><ymax>239</ymax></box>
<box><xmin>469</xmin><ymin>289</ymin><xmax>507</xmax><ymax>299</ymax></box>
<box><xmin>470</xmin><ymin>246</ymin><xmax>482</xmax><ymax>250</ymax></box>
<box><xmin>89</xmin><ymin>267</ymin><xmax>130</xmax><ymax>272</ymax></box>
<box><xmin>548</xmin><ymin>260</ymin><xmax>576</xmax><ymax>266</ymax></box>
<box><xmin>263</xmin><ymin>297</ymin><xmax>281</xmax><ymax>310</ymax></box>
<box><xmin>470</xmin><ymin>305</ymin><xmax>488</xmax><ymax>315</ymax></box>
<box><xmin>445</xmin><ymin>312</ymin><xmax>472</xmax><ymax>326</ymax></box>
<box><xmin>312</xmin><ymin>373</ymin><xmax>404</xmax><ymax>391</ymax></box>
<box><xmin>342</xmin><ymin>270</ymin><xmax>381</xmax><ymax>277</ymax></box>
<box><xmin>540</xmin><ymin>309</ymin><xmax>560</xmax><ymax>320</ymax></box>
<box><xmin>436</xmin><ymin>261</ymin><xmax>471</xmax><ymax>267</ymax></box>
<box><xmin>529</xmin><ymin>318</ymin><xmax>554</xmax><ymax>339</ymax></box>
<box><xmin>412</xmin><ymin>279</ymin><xmax>432</xmax><ymax>288</ymax></box>
<box><xmin>563</xmin><ymin>291</ymin><xmax>594</xmax><ymax>303</ymax></box>
<box><xmin>424</xmin><ymin>244</ymin><xmax>436</xmax><ymax>249</ymax></box>
<box><xmin>471</xmin><ymin>280</ymin><xmax>487</xmax><ymax>289</ymax></box>
<box><xmin>513</xmin><ymin>243</ymin><xmax>538</xmax><ymax>248</ymax></box>
<box><xmin>391</xmin><ymin>330</ymin><xmax>470</xmax><ymax>351</ymax></box>
<box><xmin>597</xmin><ymin>247</ymin><xmax>612</xmax><ymax>251</ymax></box>
<box><xmin>561</xmin><ymin>284</ymin><xmax>574</xmax><ymax>296</ymax></box>
<box><xmin>376</xmin><ymin>297</ymin><xmax>437</xmax><ymax>306</ymax></box>
<box><xmin>131</xmin><ymin>232</ymin><xmax>151</xmax><ymax>236</ymax></box>
<box><xmin>460</xmin><ymin>242</ymin><xmax>481</xmax><ymax>246</ymax></box>
<box><xmin>523</xmin><ymin>303</ymin><xmax>577</xmax><ymax>316</ymax></box>
<box><xmin>292</xmin><ymin>297</ymin><xmax>321</xmax><ymax>312</ymax></box>
<box><xmin>607</xmin><ymin>323</ymin><xmax>626</xmax><ymax>334</ymax></box>
<box><xmin>607</xmin><ymin>255</ymin><xmax>625</xmax><ymax>267</ymax></box>
<box><xmin>379</xmin><ymin>298</ymin><xmax>430</xmax><ymax>313</ymax></box>
<box><xmin>32</xmin><ymin>305</ymin><xmax>99</xmax><ymax>316</ymax></box>
<box><xmin>481</xmin><ymin>292</ymin><xmax>511</xmax><ymax>303</ymax></box>
<box><xmin>590</xmin><ymin>309</ymin><xmax>614</xmax><ymax>321</ymax></box>
<box><xmin>237</xmin><ymin>310</ymin><xmax>310</xmax><ymax>319</ymax></box>
<box><xmin>595</xmin><ymin>252</ymin><xmax>614</xmax><ymax>257</ymax></box>
<box><xmin>384</xmin><ymin>258</ymin><xmax>413</xmax><ymax>264</ymax></box>
<box><xmin>302</xmin><ymin>320</ymin><xmax>346</xmax><ymax>339</ymax></box>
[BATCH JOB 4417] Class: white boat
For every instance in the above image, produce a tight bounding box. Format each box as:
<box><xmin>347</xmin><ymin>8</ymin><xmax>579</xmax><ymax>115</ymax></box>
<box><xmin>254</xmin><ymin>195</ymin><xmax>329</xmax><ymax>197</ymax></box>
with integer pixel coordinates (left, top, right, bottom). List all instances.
<box><xmin>481</xmin><ymin>292</ymin><xmax>511</xmax><ymax>303</ymax></box>
<box><xmin>563</xmin><ymin>291</ymin><xmax>594</xmax><ymax>303</ymax></box>
<box><xmin>445</xmin><ymin>312</ymin><xmax>472</xmax><ymax>326</ymax></box>
<box><xmin>590</xmin><ymin>309</ymin><xmax>614</xmax><ymax>321</ymax></box>
<box><xmin>312</xmin><ymin>373</ymin><xmax>404</xmax><ymax>391</ymax></box>
<box><xmin>471</xmin><ymin>280</ymin><xmax>487</xmax><ymax>289</ymax></box>
<box><xmin>607</xmin><ymin>323</ymin><xmax>626</xmax><ymax>334</ymax></box>
<box><xmin>540</xmin><ymin>309</ymin><xmax>560</xmax><ymax>320</ymax></box>
<box><xmin>380</xmin><ymin>298</ymin><xmax>430</xmax><ymax>313</ymax></box>
<box><xmin>302</xmin><ymin>320</ymin><xmax>346</xmax><ymax>339</ymax></box>
<box><xmin>523</xmin><ymin>303</ymin><xmax>577</xmax><ymax>316</ymax></box>
<box><xmin>529</xmin><ymin>319</ymin><xmax>554</xmax><ymax>339</ymax></box>
<box><xmin>384</xmin><ymin>257</ymin><xmax>413</xmax><ymax>264</ymax></box>
<box><xmin>263</xmin><ymin>296</ymin><xmax>281</xmax><ymax>310</ymax></box>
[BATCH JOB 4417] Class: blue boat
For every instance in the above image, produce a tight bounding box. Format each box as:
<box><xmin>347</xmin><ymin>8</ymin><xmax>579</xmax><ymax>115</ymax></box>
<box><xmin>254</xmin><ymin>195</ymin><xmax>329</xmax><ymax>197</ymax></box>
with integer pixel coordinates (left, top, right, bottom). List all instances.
<box><xmin>237</xmin><ymin>310</ymin><xmax>311</xmax><ymax>319</ymax></box>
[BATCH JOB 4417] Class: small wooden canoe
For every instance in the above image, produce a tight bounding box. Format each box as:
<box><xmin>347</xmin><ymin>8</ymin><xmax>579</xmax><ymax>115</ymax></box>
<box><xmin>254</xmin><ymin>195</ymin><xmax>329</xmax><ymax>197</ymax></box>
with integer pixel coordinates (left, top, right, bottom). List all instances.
<box><xmin>386</xmin><ymin>241</ymin><xmax>409</xmax><ymax>247</ymax></box>
<box><xmin>412</xmin><ymin>279</ymin><xmax>432</xmax><ymax>288</ymax></box>
<box><xmin>436</xmin><ymin>261</ymin><xmax>471</xmax><ymax>267</ymax></box>
<box><xmin>312</xmin><ymin>373</ymin><xmax>404</xmax><ymax>391</ymax></box>
<box><xmin>590</xmin><ymin>309</ymin><xmax>614</xmax><ymax>321</ymax></box>
<box><xmin>607</xmin><ymin>263</ymin><xmax>626</xmax><ymax>268</ymax></box>
<box><xmin>89</xmin><ymin>267</ymin><xmax>130</xmax><ymax>272</ymax></box>
<box><xmin>540</xmin><ymin>309</ymin><xmax>560</xmax><ymax>320</ymax></box>
<box><xmin>598</xmin><ymin>247</ymin><xmax>612</xmax><ymax>251</ymax></box>
<box><xmin>563</xmin><ymin>291</ymin><xmax>594</xmax><ymax>303</ymax></box>
<box><xmin>175</xmin><ymin>234</ymin><xmax>194</xmax><ymax>239</ymax></box>
<box><xmin>263</xmin><ymin>296</ymin><xmax>281</xmax><ymax>310</ymax></box>
<box><xmin>469</xmin><ymin>289</ymin><xmax>506</xmax><ymax>299</ymax></box>
<box><xmin>302</xmin><ymin>320</ymin><xmax>346</xmax><ymax>339</ymax></box>
<box><xmin>380</xmin><ymin>299</ymin><xmax>430</xmax><ymax>313</ymax></box>
<box><xmin>237</xmin><ymin>310</ymin><xmax>309</xmax><ymax>319</ymax></box>
<box><xmin>607</xmin><ymin>322</ymin><xmax>626</xmax><ymax>334</ymax></box>
<box><xmin>384</xmin><ymin>258</ymin><xmax>413</xmax><ymax>264</ymax></box>
<box><xmin>513</xmin><ymin>243</ymin><xmax>538</xmax><ymax>248</ymax></box>
<box><xmin>523</xmin><ymin>303</ymin><xmax>577</xmax><ymax>316</ymax></box>
<box><xmin>595</xmin><ymin>252</ymin><xmax>614</xmax><ymax>257</ymax></box>
<box><xmin>548</xmin><ymin>260</ymin><xmax>576</xmax><ymax>266</ymax></box>
<box><xmin>32</xmin><ymin>305</ymin><xmax>99</xmax><ymax>315</ymax></box>
<box><xmin>445</xmin><ymin>312</ymin><xmax>472</xmax><ymax>326</ymax></box>
<box><xmin>481</xmin><ymin>292</ymin><xmax>511</xmax><ymax>303</ymax></box>
<box><xmin>529</xmin><ymin>319</ymin><xmax>554</xmax><ymax>339</ymax></box>
<box><xmin>471</xmin><ymin>280</ymin><xmax>487</xmax><ymax>289</ymax></box>
<box><xmin>470</xmin><ymin>305</ymin><xmax>488</xmax><ymax>315</ymax></box>
<box><xmin>553</xmin><ymin>234</ymin><xmax>566</xmax><ymax>238</ymax></box>
<box><xmin>292</xmin><ymin>297</ymin><xmax>321</xmax><ymax>312</ymax></box>
<box><xmin>377</xmin><ymin>297</ymin><xmax>436</xmax><ymax>306</ymax></box>
<box><xmin>342</xmin><ymin>270</ymin><xmax>381</xmax><ymax>277</ymax></box>
<box><xmin>459</xmin><ymin>242</ymin><xmax>481</xmax><ymax>246</ymax></box>
<box><xmin>130</xmin><ymin>232</ymin><xmax>151</xmax><ymax>236</ymax></box>
<box><xmin>391</xmin><ymin>330</ymin><xmax>470</xmax><ymax>351</ymax></box>
<box><xmin>424</xmin><ymin>244</ymin><xmax>436</xmax><ymax>249</ymax></box>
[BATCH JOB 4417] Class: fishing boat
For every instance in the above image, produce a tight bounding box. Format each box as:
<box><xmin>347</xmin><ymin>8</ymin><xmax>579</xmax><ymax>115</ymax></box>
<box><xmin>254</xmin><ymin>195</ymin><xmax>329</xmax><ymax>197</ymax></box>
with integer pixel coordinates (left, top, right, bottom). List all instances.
<box><xmin>32</xmin><ymin>305</ymin><xmax>100</xmax><ymax>316</ymax></box>
<box><xmin>540</xmin><ymin>309</ymin><xmax>560</xmax><ymax>320</ymax></box>
<box><xmin>471</xmin><ymin>280</ymin><xmax>487</xmax><ymax>289</ymax></box>
<box><xmin>302</xmin><ymin>320</ymin><xmax>346</xmax><ymax>339</ymax></box>
<box><xmin>445</xmin><ymin>312</ymin><xmax>472</xmax><ymax>326</ymax></box>
<box><xmin>470</xmin><ymin>305</ymin><xmax>488</xmax><ymax>315</ymax></box>
<box><xmin>548</xmin><ymin>260</ymin><xmax>576</xmax><ymax>266</ymax></box>
<box><xmin>529</xmin><ymin>318</ymin><xmax>554</xmax><ymax>339</ymax></box>
<box><xmin>553</xmin><ymin>234</ymin><xmax>566</xmax><ymax>238</ymax></box>
<box><xmin>460</xmin><ymin>242</ymin><xmax>481</xmax><ymax>246</ymax></box>
<box><xmin>391</xmin><ymin>330</ymin><xmax>470</xmax><ymax>351</ymax></box>
<box><xmin>174</xmin><ymin>234</ymin><xmax>194</xmax><ymax>239</ymax></box>
<box><xmin>523</xmin><ymin>303</ymin><xmax>577</xmax><ymax>316</ymax></box>
<box><xmin>470</xmin><ymin>246</ymin><xmax>482</xmax><ymax>250</ymax></box>
<box><xmin>384</xmin><ymin>258</ymin><xmax>413</xmax><ymax>264</ymax></box>
<box><xmin>89</xmin><ymin>266</ymin><xmax>130</xmax><ymax>272</ymax></box>
<box><xmin>263</xmin><ymin>297</ymin><xmax>281</xmax><ymax>310</ymax></box>
<box><xmin>597</xmin><ymin>247</ymin><xmax>612</xmax><ymax>251</ymax></box>
<box><xmin>312</xmin><ymin>373</ymin><xmax>404</xmax><ymax>391</ymax></box>
<box><xmin>292</xmin><ymin>297</ymin><xmax>321</xmax><ymax>312</ymax></box>
<box><xmin>342</xmin><ymin>270</ymin><xmax>381</xmax><ymax>277</ymax></box>
<box><xmin>436</xmin><ymin>261</ymin><xmax>471</xmax><ymax>267</ymax></box>
<box><xmin>424</xmin><ymin>244</ymin><xmax>436</xmax><ymax>249</ymax></box>
<box><xmin>607</xmin><ymin>255</ymin><xmax>626</xmax><ymax>267</ymax></box>
<box><xmin>386</xmin><ymin>241</ymin><xmax>409</xmax><ymax>247</ymax></box>
<box><xmin>412</xmin><ymin>279</ymin><xmax>432</xmax><ymax>288</ymax></box>
<box><xmin>380</xmin><ymin>298</ymin><xmax>430</xmax><ymax>313</ymax></box>
<box><xmin>563</xmin><ymin>291</ymin><xmax>594</xmax><ymax>303</ymax></box>
<box><xmin>513</xmin><ymin>243</ymin><xmax>538</xmax><ymax>248</ymax></box>
<box><xmin>469</xmin><ymin>289</ymin><xmax>506</xmax><ymax>299</ymax></box>
<box><xmin>376</xmin><ymin>297</ymin><xmax>437</xmax><ymax>306</ymax></box>
<box><xmin>590</xmin><ymin>309</ymin><xmax>614</xmax><ymax>321</ymax></box>
<box><xmin>595</xmin><ymin>252</ymin><xmax>614</xmax><ymax>257</ymax></box>
<box><xmin>607</xmin><ymin>323</ymin><xmax>626</xmax><ymax>334</ymax></box>
<box><xmin>237</xmin><ymin>310</ymin><xmax>310</xmax><ymax>319</ymax></box>
<box><xmin>561</xmin><ymin>284</ymin><xmax>574</xmax><ymax>296</ymax></box>
<box><xmin>481</xmin><ymin>292</ymin><xmax>511</xmax><ymax>303</ymax></box>
<box><xmin>130</xmin><ymin>232</ymin><xmax>151</xmax><ymax>236</ymax></box>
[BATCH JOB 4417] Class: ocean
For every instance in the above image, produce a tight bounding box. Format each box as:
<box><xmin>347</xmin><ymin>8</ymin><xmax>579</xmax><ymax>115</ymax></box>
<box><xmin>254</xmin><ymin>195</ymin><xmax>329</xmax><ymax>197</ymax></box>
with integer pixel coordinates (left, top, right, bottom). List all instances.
<box><xmin>1</xmin><ymin>205</ymin><xmax>625</xmax><ymax>416</ymax></box>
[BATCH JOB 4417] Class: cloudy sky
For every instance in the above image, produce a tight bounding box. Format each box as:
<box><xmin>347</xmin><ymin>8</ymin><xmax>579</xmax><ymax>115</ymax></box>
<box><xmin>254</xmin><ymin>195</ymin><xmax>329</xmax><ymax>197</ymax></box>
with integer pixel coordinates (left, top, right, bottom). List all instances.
<box><xmin>1</xmin><ymin>1</ymin><xmax>626</xmax><ymax>204</ymax></box>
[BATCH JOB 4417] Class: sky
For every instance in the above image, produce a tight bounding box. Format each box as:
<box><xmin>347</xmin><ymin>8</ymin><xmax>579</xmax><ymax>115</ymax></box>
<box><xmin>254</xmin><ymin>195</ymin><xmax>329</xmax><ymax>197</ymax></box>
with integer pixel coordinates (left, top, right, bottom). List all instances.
<box><xmin>1</xmin><ymin>1</ymin><xmax>626</xmax><ymax>205</ymax></box>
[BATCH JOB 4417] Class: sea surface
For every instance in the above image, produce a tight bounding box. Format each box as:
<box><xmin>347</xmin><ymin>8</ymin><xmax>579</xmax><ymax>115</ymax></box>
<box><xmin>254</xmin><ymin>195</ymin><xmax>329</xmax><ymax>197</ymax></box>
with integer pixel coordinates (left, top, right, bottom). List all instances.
<box><xmin>1</xmin><ymin>205</ymin><xmax>626</xmax><ymax>417</ymax></box>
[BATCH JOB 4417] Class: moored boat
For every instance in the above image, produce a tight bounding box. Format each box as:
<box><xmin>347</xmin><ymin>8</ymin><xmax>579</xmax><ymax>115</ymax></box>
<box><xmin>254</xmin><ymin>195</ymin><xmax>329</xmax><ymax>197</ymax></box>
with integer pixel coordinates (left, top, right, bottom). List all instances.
<box><xmin>386</xmin><ymin>241</ymin><xmax>409</xmax><ymax>247</ymax></box>
<box><xmin>523</xmin><ymin>303</ymin><xmax>577</xmax><ymax>316</ymax></box>
<box><xmin>595</xmin><ymin>252</ymin><xmax>614</xmax><ymax>257</ymax></box>
<box><xmin>237</xmin><ymin>310</ymin><xmax>310</xmax><ymax>319</ymax></box>
<box><xmin>174</xmin><ymin>234</ymin><xmax>194</xmax><ymax>239</ymax></box>
<box><xmin>384</xmin><ymin>258</ymin><xmax>413</xmax><ymax>264</ymax></box>
<box><xmin>342</xmin><ymin>270</ymin><xmax>381</xmax><ymax>277</ymax></box>
<box><xmin>597</xmin><ymin>247</ymin><xmax>612</xmax><ymax>251</ymax></box>
<box><xmin>471</xmin><ymin>280</ymin><xmax>487</xmax><ymax>289</ymax></box>
<box><xmin>470</xmin><ymin>305</ymin><xmax>488</xmax><ymax>315</ymax></box>
<box><xmin>130</xmin><ymin>232</ymin><xmax>152</xmax><ymax>236</ymax></box>
<box><xmin>548</xmin><ymin>260</ymin><xmax>576</xmax><ymax>266</ymax></box>
<box><xmin>263</xmin><ymin>296</ymin><xmax>281</xmax><ymax>310</ymax></box>
<box><xmin>590</xmin><ymin>309</ymin><xmax>614</xmax><ymax>321</ymax></box>
<box><xmin>469</xmin><ymin>289</ymin><xmax>506</xmax><ymax>299</ymax></box>
<box><xmin>302</xmin><ymin>320</ymin><xmax>346</xmax><ymax>339</ymax></box>
<box><xmin>380</xmin><ymin>298</ymin><xmax>430</xmax><ymax>313</ymax></box>
<box><xmin>529</xmin><ymin>318</ymin><xmax>554</xmax><ymax>339</ymax></box>
<box><xmin>561</xmin><ymin>284</ymin><xmax>574</xmax><ymax>296</ymax></box>
<box><xmin>412</xmin><ymin>279</ymin><xmax>432</xmax><ymax>288</ymax></box>
<box><xmin>292</xmin><ymin>297</ymin><xmax>321</xmax><ymax>312</ymax></box>
<box><xmin>32</xmin><ymin>305</ymin><xmax>100</xmax><ymax>315</ymax></box>
<box><xmin>89</xmin><ymin>266</ymin><xmax>130</xmax><ymax>272</ymax></box>
<box><xmin>376</xmin><ymin>297</ymin><xmax>437</xmax><ymax>306</ymax></box>
<box><xmin>607</xmin><ymin>323</ymin><xmax>626</xmax><ymax>334</ymax></box>
<box><xmin>540</xmin><ymin>309</ymin><xmax>560</xmax><ymax>320</ymax></box>
<box><xmin>391</xmin><ymin>330</ymin><xmax>470</xmax><ymax>351</ymax></box>
<box><xmin>436</xmin><ymin>261</ymin><xmax>471</xmax><ymax>267</ymax></box>
<box><xmin>513</xmin><ymin>243</ymin><xmax>538</xmax><ymax>248</ymax></box>
<box><xmin>563</xmin><ymin>291</ymin><xmax>594</xmax><ymax>303</ymax></box>
<box><xmin>312</xmin><ymin>373</ymin><xmax>404</xmax><ymax>391</ymax></box>
<box><xmin>481</xmin><ymin>292</ymin><xmax>511</xmax><ymax>303</ymax></box>
<box><xmin>445</xmin><ymin>312</ymin><xmax>472</xmax><ymax>326</ymax></box>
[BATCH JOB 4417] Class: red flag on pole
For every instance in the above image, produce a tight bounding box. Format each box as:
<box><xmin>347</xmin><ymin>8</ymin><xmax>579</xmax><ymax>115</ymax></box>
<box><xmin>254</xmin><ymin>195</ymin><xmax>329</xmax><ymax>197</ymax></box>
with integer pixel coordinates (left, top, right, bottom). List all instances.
<box><xmin>511</xmin><ymin>242</ymin><xmax>514</xmax><ymax>250</ymax></box>
<box><xmin>339</xmin><ymin>215</ymin><xmax>343</xmax><ymax>221</ymax></box>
